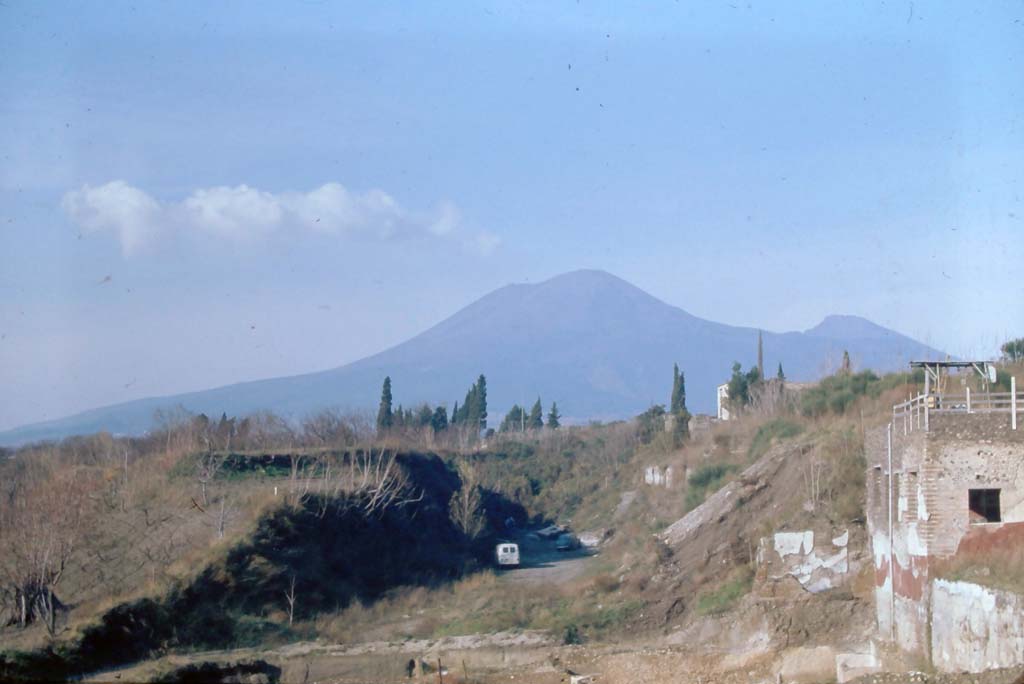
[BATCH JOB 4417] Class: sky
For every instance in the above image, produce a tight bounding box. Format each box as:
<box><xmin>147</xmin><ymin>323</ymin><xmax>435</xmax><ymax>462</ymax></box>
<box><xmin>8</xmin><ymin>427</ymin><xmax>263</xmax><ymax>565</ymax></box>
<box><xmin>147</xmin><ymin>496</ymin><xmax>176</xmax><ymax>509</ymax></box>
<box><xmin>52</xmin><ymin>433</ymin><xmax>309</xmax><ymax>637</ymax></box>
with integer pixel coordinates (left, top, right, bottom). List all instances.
<box><xmin>1</xmin><ymin>1</ymin><xmax>1022</xmax><ymax>431</ymax></box>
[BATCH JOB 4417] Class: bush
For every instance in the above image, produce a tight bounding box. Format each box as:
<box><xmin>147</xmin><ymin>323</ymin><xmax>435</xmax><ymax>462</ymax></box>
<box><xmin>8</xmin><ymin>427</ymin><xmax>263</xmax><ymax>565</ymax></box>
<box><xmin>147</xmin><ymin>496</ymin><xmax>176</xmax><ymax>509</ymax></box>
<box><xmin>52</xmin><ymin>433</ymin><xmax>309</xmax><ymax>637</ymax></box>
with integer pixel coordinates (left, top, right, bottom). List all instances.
<box><xmin>563</xmin><ymin>623</ymin><xmax>583</xmax><ymax>645</ymax></box>
<box><xmin>636</xmin><ymin>405</ymin><xmax>667</xmax><ymax>445</ymax></box>
<box><xmin>800</xmin><ymin>370</ymin><xmax>884</xmax><ymax>418</ymax></box>
<box><xmin>747</xmin><ymin>419</ymin><xmax>803</xmax><ymax>461</ymax></box>
<box><xmin>689</xmin><ymin>463</ymin><xmax>733</xmax><ymax>489</ymax></box>
<box><xmin>685</xmin><ymin>463</ymin><xmax>737</xmax><ymax>511</ymax></box>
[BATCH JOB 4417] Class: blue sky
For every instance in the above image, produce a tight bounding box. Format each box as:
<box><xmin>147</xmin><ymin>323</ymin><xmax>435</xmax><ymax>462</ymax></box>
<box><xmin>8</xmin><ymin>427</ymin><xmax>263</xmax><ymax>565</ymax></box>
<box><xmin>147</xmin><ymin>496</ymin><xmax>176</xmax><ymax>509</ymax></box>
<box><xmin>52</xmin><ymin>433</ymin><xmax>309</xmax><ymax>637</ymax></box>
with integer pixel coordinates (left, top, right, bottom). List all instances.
<box><xmin>1</xmin><ymin>1</ymin><xmax>1022</xmax><ymax>431</ymax></box>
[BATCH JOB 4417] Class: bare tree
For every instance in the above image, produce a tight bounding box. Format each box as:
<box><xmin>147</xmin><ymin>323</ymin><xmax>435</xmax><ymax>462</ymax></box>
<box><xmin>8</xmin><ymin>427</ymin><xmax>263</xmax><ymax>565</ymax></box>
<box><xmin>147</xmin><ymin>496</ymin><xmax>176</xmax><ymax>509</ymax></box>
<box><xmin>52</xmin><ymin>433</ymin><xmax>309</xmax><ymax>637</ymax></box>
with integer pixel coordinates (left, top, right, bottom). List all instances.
<box><xmin>802</xmin><ymin>455</ymin><xmax>826</xmax><ymax>511</ymax></box>
<box><xmin>284</xmin><ymin>574</ymin><xmax>297</xmax><ymax>625</ymax></box>
<box><xmin>448</xmin><ymin>458</ymin><xmax>486</xmax><ymax>540</ymax></box>
<box><xmin>0</xmin><ymin>461</ymin><xmax>94</xmax><ymax>634</ymax></box>
<box><xmin>301</xmin><ymin>409</ymin><xmax>356</xmax><ymax>449</ymax></box>
<box><xmin>245</xmin><ymin>411</ymin><xmax>296</xmax><ymax>451</ymax></box>
<box><xmin>292</xmin><ymin>447</ymin><xmax>423</xmax><ymax>518</ymax></box>
<box><xmin>212</xmin><ymin>493</ymin><xmax>238</xmax><ymax>539</ymax></box>
<box><xmin>196</xmin><ymin>451</ymin><xmax>226</xmax><ymax>507</ymax></box>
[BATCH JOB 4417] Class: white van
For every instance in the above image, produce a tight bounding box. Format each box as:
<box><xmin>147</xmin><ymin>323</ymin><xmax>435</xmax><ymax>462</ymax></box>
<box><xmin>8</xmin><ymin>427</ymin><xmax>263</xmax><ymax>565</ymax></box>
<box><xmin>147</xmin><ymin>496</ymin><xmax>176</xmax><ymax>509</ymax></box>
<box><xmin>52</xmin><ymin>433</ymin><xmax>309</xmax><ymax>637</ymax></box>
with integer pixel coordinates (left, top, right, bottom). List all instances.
<box><xmin>494</xmin><ymin>542</ymin><xmax>520</xmax><ymax>568</ymax></box>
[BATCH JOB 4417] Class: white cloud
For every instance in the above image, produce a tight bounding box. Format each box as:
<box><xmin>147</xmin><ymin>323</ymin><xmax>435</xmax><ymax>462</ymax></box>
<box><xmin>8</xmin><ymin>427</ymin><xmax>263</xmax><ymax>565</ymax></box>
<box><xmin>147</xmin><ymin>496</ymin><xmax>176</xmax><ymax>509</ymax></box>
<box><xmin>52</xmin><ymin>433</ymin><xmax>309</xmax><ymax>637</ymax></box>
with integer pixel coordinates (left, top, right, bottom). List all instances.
<box><xmin>61</xmin><ymin>181</ymin><xmax>161</xmax><ymax>256</ymax></box>
<box><xmin>183</xmin><ymin>185</ymin><xmax>282</xmax><ymax>240</ymax></box>
<box><xmin>280</xmin><ymin>183</ymin><xmax>405</xmax><ymax>238</ymax></box>
<box><xmin>60</xmin><ymin>180</ymin><xmax>498</xmax><ymax>257</ymax></box>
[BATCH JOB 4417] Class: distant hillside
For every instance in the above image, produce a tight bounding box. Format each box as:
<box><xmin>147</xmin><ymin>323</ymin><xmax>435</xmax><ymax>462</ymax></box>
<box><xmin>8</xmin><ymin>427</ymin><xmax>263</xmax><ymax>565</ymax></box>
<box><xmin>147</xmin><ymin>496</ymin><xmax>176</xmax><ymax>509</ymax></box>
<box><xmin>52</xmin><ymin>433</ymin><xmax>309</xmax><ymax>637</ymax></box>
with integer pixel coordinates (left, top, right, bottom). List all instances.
<box><xmin>0</xmin><ymin>269</ymin><xmax>944</xmax><ymax>445</ymax></box>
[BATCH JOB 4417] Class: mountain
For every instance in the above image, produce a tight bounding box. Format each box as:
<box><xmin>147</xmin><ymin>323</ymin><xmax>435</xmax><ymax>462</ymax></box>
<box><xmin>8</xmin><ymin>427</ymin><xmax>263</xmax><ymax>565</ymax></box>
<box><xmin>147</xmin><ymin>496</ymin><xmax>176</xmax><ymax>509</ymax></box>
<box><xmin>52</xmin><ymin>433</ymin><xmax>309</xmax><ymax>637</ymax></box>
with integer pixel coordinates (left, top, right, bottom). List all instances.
<box><xmin>0</xmin><ymin>270</ymin><xmax>944</xmax><ymax>446</ymax></box>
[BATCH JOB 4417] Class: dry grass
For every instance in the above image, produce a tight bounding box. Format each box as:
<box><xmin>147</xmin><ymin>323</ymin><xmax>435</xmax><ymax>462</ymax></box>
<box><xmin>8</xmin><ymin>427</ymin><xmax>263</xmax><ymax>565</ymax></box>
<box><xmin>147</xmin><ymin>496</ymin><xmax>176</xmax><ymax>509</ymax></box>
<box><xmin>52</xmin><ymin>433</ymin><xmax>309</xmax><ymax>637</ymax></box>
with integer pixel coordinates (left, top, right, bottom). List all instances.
<box><xmin>313</xmin><ymin>563</ymin><xmax>645</xmax><ymax>645</ymax></box>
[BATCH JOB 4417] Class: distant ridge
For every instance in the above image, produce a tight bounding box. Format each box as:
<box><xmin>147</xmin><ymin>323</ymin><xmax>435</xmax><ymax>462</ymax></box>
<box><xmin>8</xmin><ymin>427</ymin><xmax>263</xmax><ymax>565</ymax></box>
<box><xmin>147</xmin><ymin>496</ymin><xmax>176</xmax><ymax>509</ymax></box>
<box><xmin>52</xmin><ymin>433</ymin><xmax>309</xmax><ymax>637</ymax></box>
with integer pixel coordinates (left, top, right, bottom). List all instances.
<box><xmin>0</xmin><ymin>269</ymin><xmax>944</xmax><ymax>446</ymax></box>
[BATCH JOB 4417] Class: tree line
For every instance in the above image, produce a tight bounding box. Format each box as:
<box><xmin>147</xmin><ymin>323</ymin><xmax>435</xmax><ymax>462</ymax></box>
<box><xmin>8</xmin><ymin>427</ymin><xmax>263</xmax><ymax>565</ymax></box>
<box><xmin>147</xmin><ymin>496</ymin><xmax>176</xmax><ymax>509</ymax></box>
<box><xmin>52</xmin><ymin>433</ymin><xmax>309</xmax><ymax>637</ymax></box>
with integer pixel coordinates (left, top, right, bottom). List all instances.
<box><xmin>375</xmin><ymin>374</ymin><xmax>561</xmax><ymax>438</ymax></box>
<box><xmin>498</xmin><ymin>398</ymin><xmax>561</xmax><ymax>433</ymax></box>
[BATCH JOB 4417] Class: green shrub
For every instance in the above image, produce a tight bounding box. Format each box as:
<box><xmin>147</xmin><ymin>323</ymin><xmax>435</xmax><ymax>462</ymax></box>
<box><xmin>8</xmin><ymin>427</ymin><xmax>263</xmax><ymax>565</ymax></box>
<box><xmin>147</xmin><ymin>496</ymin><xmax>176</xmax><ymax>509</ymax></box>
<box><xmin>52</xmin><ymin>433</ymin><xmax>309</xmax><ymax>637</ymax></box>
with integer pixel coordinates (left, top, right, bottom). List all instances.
<box><xmin>800</xmin><ymin>370</ymin><xmax>890</xmax><ymax>417</ymax></box>
<box><xmin>636</xmin><ymin>405</ymin><xmax>667</xmax><ymax>445</ymax></box>
<box><xmin>689</xmin><ymin>463</ymin><xmax>733</xmax><ymax>489</ymax></box>
<box><xmin>695</xmin><ymin>567</ymin><xmax>753</xmax><ymax>616</ymax></box>
<box><xmin>685</xmin><ymin>463</ymin><xmax>737</xmax><ymax>511</ymax></box>
<box><xmin>747</xmin><ymin>419</ymin><xmax>803</xmax><ymax>461</ymax></box>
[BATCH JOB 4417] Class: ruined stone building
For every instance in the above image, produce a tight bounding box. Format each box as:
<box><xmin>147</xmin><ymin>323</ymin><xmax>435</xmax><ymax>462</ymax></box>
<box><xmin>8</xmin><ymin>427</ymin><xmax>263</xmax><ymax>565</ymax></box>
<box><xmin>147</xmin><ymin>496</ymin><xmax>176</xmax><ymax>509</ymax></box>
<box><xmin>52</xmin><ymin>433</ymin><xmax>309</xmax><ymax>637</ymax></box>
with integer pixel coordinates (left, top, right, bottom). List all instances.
<box><xmin>866</xmin><ymin>363</ymin><xmax>1024</xmax><ymax>672</ymax></box>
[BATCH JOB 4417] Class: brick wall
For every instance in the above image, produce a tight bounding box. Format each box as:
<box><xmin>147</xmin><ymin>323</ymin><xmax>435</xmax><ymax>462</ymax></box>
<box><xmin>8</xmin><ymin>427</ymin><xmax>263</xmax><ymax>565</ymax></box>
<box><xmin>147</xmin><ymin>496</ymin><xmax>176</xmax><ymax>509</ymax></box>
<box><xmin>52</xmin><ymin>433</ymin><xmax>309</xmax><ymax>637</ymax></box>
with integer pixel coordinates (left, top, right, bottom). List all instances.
<box><xmin>865</xmin><ymin>413</ymin><xmax>1024</xmax><ymax>667</ymax></box>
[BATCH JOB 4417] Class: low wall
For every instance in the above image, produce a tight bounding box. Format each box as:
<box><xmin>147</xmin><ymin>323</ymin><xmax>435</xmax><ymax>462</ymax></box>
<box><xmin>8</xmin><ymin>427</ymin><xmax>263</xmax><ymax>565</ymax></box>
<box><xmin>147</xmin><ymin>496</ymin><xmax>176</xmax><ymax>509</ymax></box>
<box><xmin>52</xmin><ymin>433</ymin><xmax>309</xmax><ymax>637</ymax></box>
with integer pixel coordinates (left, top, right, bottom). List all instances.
<box><xmin>931</xmin><ymin>579</ymin><xmax>1024</xmax><ymax>673</ymax></box>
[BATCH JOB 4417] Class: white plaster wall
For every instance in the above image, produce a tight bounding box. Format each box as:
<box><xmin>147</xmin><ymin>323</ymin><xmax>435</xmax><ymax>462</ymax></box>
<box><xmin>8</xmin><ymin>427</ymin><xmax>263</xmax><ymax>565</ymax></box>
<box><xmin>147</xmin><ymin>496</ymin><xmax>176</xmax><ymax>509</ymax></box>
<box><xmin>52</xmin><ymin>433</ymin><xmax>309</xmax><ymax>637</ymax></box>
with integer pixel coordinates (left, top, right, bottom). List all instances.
<box><xmin>931</xmin><ymin>579</ymin><xmax>1024</xmax><ymax>673</ymax></box>
<box><xmin>893</xmin><ymin>594</ymin><xmax>929</xmax><ymax>656</ymax></box>
<box><xmin>766</xmin><ymin>530</ymin><xmax>848</xmax><ymax>593</ymax></box>
<box><xmin>872</xmin><ymin>530</ymin><xmax>893</xmax><ymax>638</ymax></box>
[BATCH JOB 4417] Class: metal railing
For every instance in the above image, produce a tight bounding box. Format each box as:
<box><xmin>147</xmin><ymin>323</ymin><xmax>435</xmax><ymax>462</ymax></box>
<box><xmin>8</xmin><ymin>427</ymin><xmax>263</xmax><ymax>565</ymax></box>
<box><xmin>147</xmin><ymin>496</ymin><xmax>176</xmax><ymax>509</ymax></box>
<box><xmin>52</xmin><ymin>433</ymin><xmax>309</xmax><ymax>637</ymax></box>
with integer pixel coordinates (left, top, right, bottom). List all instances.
<box><xmin>893</xmin><ymin>377</ymin><xmax>1020</xmax><ymax>434</ymax></box>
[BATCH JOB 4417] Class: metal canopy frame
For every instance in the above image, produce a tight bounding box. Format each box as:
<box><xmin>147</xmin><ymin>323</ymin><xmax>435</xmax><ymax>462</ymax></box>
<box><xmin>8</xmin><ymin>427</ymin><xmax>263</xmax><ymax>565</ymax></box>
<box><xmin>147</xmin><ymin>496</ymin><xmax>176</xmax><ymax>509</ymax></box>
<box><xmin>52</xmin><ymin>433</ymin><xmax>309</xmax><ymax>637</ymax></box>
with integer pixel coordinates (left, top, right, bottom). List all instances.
<box><xmin>909</xmin><ymin>360</ymin><xmax>997</xmax><ymax>395</ymax></box>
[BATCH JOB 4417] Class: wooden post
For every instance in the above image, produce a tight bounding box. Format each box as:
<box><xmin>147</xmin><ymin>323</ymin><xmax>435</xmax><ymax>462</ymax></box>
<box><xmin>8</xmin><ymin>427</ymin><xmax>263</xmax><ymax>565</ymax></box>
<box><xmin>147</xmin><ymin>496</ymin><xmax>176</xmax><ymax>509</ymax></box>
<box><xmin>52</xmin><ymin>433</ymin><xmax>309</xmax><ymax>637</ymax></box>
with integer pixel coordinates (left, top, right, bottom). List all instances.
<box><xmin>437</xmin><ymin>658</ymin><xmax>444</xmax><ymax>684</ymax></box>
<box><xmin>966</xmin><ymin>387</ymin><xmax>971</xmax><ymax>414</ymax></box>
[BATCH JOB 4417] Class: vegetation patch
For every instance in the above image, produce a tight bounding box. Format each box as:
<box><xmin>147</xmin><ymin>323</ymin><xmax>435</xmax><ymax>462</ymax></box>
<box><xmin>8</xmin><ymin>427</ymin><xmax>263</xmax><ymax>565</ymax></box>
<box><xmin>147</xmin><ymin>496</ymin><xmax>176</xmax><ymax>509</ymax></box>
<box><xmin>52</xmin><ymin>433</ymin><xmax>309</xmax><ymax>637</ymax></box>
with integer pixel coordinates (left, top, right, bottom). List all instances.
<box><xmin>473</xmin><ymin>423</ymin><xmax>636</xmax><ymax>524</ymax></box>
<box><xmin>694</xmin><ymin>567</ymin><xmax>753</xmax><ymax>616</ymax></box>
<box><xmin>935</xmin><ymin>546</ymin><xmax>1024</xmax><ymax>596</ymax></box>
<box><xmin>685</xmin><ymin>463</ymin><xmax>738</xmax><ymax>511</ymax></box>
<box><xmin>800</xmin><ymin>370</ymin><xmax>922</xmax><ymax>418</ymax></box>
<box><xmin>747</xmin><ymin>418</ymin><xmax>803</xmax><ymax>461</ymax></box>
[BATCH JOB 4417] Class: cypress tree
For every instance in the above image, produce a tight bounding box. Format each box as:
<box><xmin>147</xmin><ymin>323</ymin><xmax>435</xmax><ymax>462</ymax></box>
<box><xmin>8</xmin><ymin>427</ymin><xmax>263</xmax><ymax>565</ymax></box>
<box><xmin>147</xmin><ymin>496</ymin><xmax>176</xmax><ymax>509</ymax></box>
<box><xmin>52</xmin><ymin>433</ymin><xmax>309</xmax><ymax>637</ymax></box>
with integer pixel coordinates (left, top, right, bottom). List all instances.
<box><xmin>671</xmin><ymin>365</ymin><xmax>690</xmax><ymax>445</ymax></box>
<box><xmin>475</xmin><ymin>374</ymin><xmax>488</xmax><ymax>432</ymax></box>
<box><xmin>670</xmin><ymin>364</ymin><xmax>681</xmax><ymax>413</ymax></box>
<box><xmin>529</xmin><ymin>398</ymin><xmax>543</xmax><ymax>430</ymax></box>
<box><xmin>678</xmin><ymin>370</ymin><xmax>687</xmax><ymax>412</ymax></box>
<box><xmin>463</xmin><ymin>384</ymin><xmax>478</xmax><ymax>429</ymax></box>
<box><xmin>376</xmin><ymin>376</ymin><xmax>393</xmax><ymax>431</ymax></box>
<box><xmin>500</xmin><ymin>405</ymin><xmax>524</xmax><ymax>432</ymax></box>
<box><xmin>451</xmin><ymin>401</ymin><xmax>459</xmax><ymax>425</ymax></box>
<box><xmin>547</xmin><ymin>402</ymin><xmax>561</xmax><ymax>429</ymax></box>
<box><xmin>777</xmin><ymin>363</ymin><xmax>785</xmax><ymax>381</ymax></box>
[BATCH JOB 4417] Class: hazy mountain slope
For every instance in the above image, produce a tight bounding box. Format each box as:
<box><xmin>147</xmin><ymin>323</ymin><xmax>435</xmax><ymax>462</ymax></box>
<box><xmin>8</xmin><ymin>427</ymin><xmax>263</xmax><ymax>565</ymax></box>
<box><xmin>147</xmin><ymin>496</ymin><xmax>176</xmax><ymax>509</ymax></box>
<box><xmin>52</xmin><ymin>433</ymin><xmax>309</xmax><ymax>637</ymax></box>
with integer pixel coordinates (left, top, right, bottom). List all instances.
<box><xmin>0</xmin><ymin>270</ymin><xmax>943</xmax><ymax>445</ymax></box>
